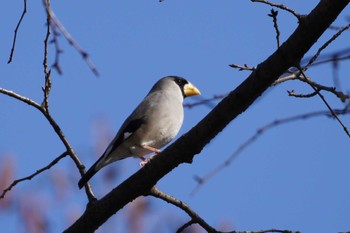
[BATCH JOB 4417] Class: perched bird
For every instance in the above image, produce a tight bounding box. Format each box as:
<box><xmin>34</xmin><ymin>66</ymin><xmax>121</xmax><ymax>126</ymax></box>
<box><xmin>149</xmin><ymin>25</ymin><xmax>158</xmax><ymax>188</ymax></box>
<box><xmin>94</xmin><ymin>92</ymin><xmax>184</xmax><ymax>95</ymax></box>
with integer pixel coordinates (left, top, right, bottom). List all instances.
<box><xmin>78</xmin><ymin>76</ymin><xmax>200</xmax><ymax>189</ymax></box>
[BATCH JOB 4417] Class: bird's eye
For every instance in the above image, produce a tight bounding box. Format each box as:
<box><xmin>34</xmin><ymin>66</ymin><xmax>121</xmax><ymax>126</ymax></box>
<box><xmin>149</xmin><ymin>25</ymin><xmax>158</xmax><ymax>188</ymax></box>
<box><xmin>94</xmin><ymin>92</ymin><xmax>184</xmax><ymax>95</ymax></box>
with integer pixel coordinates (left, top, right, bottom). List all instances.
<box><xmin>175</xmin><ymin>78</ymin><xmax>184</xmax><ymax>85</ymax></box>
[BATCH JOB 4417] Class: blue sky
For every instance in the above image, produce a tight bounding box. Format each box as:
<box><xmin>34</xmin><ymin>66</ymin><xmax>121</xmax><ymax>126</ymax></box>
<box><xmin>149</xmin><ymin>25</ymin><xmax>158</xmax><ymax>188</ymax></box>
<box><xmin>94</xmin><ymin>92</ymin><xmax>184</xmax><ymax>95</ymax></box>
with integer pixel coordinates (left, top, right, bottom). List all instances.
<box><xmin>1</xmin><ymin>1</ymin><xmax>350</xmax><ymax>232</ymax></box>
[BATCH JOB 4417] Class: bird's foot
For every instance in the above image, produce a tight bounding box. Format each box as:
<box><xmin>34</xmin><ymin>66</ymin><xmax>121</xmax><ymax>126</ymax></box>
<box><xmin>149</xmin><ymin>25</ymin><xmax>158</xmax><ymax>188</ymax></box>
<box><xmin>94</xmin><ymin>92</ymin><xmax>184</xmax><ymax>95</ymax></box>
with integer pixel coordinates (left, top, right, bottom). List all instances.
<box><xmin>139</xmin><ymin>154</ymin><xmax>158</xmax><ymax>167</ymax></box>
<box><xmin>139</xmin><ymin>156</ymin><xmax>150</xmax><ymax>167</ymax></box>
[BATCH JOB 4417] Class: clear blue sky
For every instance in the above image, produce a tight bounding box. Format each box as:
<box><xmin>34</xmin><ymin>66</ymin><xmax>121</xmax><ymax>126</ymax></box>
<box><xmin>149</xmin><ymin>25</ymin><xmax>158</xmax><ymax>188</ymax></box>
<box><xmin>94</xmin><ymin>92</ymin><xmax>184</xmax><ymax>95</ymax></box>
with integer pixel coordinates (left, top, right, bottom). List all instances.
<box><xmin>1</xmin><ymin>1</ymin><xmax>349</xmax><ymax>232</ymax></box>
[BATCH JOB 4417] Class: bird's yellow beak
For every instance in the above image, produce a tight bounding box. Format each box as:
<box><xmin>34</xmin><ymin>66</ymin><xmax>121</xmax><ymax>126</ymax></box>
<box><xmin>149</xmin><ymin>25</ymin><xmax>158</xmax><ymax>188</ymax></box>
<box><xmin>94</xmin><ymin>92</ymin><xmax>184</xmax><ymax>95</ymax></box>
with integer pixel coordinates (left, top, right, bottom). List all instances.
<box><xmin>184</xmin><ymin>82</ymin><xmax>201</xmax><ymax>97</ymax></box>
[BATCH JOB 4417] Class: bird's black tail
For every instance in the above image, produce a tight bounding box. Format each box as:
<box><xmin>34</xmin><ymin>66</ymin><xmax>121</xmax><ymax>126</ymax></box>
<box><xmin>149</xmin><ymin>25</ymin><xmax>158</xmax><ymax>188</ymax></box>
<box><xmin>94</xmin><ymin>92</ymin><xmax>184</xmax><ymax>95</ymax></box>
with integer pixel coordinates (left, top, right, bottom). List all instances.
<box><xmin>78</xmin><ymin>157</ymin><xmax>104</xmax><ymax>189</ymax></box>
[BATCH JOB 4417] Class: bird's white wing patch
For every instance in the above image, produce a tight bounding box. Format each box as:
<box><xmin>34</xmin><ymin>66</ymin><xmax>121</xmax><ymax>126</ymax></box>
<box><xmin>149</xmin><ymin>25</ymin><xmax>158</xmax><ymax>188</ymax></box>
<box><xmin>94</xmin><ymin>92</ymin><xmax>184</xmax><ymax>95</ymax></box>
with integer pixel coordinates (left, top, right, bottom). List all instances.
<box><xmin>123</xmin><ymin>132</ymin><xmax>133</xmax><ymax>140</ymax></box>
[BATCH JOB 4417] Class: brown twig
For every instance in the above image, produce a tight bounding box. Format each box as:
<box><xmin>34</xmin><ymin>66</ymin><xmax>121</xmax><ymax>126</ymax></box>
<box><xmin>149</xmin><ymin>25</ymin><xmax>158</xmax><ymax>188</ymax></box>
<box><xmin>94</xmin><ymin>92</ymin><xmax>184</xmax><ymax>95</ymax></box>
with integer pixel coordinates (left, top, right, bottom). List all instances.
<box><xmin>287</xmin><ymin>90</ymin><xmax>318</xmax><ymax>98</ymax></box>
<box><xmin>0</xmin><ymin>151</ymin><xmax>69</xmax><ymax>199</ymax></box>
<box><xmin>42</xmin><ymin>6</ymin><xmax>52</xmax><ymax>111</ymax></box>
<box><xmin>251</xmin><ymin>0</ymin><xmax>301</xmax><ymax>20</ymax></box>
<box><xmin>176</xmin><ymin>220</ymin><xmax>196</xmax><ymax>233</ymax></box>
<box><xmin>191</xmin><ymin>107</ymin><xmax>350</xmax><ymax>195</ymax></box>
<box><xmin>268</xmin><ymin>9</ymin><xmax>280</xmax><ymax>48</ymax></box>
<box><xmin>297</xmin><ymin>67</ymin><xmax>350</xmax><ymax>138</ymax></box>
<box><xmin>51</xmin><ymin>23</ymin><xmax>63</xmax><ymax>74</ymax></box>
<box><xmin>295</xmin><ymin>76</ymin><xmax>348</xmax><ymax>102</ymax></box>
<box><xmin>184</xmin><ymin>94</ymin><xmax>227</xmax><ymax>109</ymax></box>
<box><xmin>148</xmin><ymin>186</ymin><xmax>218</xmax><ymax>233</ymax></box>
<box><xmin>8</xmin><ymin>0</ymin><xmax>27</xmax><ymax>64</ymax></box>
<box><xmin>0</xmin><ymin>86</ymin><xmax>96</xmax><ymax>201</ymax></box>
<box><xmin>305</xmin><ymin>23</ymin><xmax>350</xmax><ymax>69</ymax></box>
<box><xmin>229</xmin><ymin>63</ymin><xmax>256</xmax><ymax>71</ymax></box>
<box><xmin>241</xmin><ymin>230</ymin><xmax>300</xmax><ymax>233</ymax></box>
<box><xmin>42</xmin><ymin>0</ymin><xmax>99</xmax><ymax>76</ymax></box>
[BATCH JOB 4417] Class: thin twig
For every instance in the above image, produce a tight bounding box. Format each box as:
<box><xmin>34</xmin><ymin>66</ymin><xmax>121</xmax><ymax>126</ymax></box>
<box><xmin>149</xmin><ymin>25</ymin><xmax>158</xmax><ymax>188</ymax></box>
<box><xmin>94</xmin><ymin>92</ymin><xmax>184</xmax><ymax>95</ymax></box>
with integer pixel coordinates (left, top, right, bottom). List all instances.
<box><xmin>305</xmin><ymin>23</ymin><xmax>350</xmax><ymax>69</ymax></box>
<box><xmin>8</xmin><ymin>0</ymin><xmax>27</xmax><ymax>64</ymax></box>
<box><xmin>251</xmin><ymin>0</ymin><xmax>301</xmax><ymax>20</ymax></box>
<box><xmin>0</xmin><ymin>86</ymin><xmax>96</xmax><ymax>201</ymax></box>
<box><xmin>176</xmin><ymin>220</ymin><xmax>196</xmax><ymax>233</ymax></box>
<box><xmin>191</xmin><ymin>107</ymin><xmax>350</xmax><ymax>195</ymax></box>
<box><xmin>241</xmin><ymin>230</ymin><xmax>300</xmax><ymax>233</ymax></box>
<box><xmin>229</xmin><ymin>63</ymin><xmax>256</xmax><ymax>71</ymax></box>
<box><xmin>51</xmin><ymin>23</ymin><xmax>63</xmax><ymax>74</ymax></box>
<box><xmin>273</xmin><ymin>71</ymin><xmax>349</xmax><ymax>102</ymax></box>
<box><xmin>272</xmin><ymin>72</ymin><xmax>298</xmax><ymax>86</ymax></box>
<box><xmin>297</xmin><ymin>67</ymin><xmax>350</xmax><ymax>138</ymax></box>
<box><xmin>287</xmin><ymin>90</ymin><xmax>318</xmax><ymax>98</ymax></box>
<box><xmin>310</xmin><ymin>54</ymin><xmax>350</xmax><ymax>67</ymax></box>
<box><xmin>0</xmin><ymin>88</ymin><xmax>42</xmax><ymax>110</ymax></box>
<box><xmin>42</xmin><ymin>4</ymin><xmax>52</xmax><ymax>111</ymax></box>
<box><xmin>268</xmin><ymin>9</ymin><xmax>280</xmax><ymax>48</ymax></box>
<box><xmin>42</xmin><ymin>0</ymin><xmax>99</xmax><ymax>76</ymax></box>
<box><xmin>148</xmin><ymin>186</ymin><xmax>218</xmax><ymax>233</ymax></box>
<box><xmin>184</xmin><ymin>94</ymin><xmax>227</xmax><ymax>109</ymax></box>
<box><xmin>0</xmin><ymin>151</ymin><xmax>69</xmax><ymax>199</ymax></box>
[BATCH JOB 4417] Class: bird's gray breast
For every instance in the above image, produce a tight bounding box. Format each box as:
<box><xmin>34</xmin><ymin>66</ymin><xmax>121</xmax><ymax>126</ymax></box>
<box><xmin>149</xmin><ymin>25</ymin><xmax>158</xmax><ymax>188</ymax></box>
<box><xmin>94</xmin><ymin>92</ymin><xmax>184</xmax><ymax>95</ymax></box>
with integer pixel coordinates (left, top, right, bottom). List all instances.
<box><xmin>140</xmin><ymin>91</ymin><xmax>184</xmax><ymax>149</ymax></box>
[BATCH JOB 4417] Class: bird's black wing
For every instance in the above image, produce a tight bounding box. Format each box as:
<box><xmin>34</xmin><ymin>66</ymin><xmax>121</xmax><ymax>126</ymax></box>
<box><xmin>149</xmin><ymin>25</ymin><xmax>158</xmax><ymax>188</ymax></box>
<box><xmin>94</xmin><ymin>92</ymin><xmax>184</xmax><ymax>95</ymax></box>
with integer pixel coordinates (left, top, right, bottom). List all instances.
<box><xmin>78</xmin><ymin>117</ymin><xmax>145</xmax><ymax>189</ymax></box>
<box><xmin>107</xmin><ymin>117</ymin><xmax>145</xmax><ymax>155</ymax></box>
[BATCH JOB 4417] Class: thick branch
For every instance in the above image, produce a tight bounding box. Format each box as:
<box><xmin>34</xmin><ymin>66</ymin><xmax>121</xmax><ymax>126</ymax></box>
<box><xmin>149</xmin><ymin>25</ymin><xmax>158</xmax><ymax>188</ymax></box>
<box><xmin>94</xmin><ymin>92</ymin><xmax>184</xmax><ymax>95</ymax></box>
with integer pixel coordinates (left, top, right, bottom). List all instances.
<box><xmin>64</xmin><ymin>1</ymin><xmax>349</xmax><ymax>232</ymax></box>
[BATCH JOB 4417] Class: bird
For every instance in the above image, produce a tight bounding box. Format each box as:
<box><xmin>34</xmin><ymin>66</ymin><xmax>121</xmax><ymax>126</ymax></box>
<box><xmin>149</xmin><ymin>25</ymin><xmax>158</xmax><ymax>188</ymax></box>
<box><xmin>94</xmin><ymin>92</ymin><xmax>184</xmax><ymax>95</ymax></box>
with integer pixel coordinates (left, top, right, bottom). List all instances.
<box><xmin>78</xmin><ymin>76</ymin><xmax>200</xmax><ymax>189</ymax></box>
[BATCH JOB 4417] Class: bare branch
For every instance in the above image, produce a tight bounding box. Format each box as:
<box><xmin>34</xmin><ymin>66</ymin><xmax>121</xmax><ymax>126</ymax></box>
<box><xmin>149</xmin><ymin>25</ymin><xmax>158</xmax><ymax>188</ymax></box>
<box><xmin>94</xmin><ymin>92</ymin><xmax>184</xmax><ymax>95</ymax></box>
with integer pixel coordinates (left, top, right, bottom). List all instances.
<box><xmin>42</xmin><ymin>6</ymin><xmax>52</xmax><ymax>111</ymax></box>
<box><xmin>297</xmin><ymin>67</ymin><xmax>350</xmax><ymax>137</ymax></box>
<box><xmin>305</xmin><ymin>23</ymin><xmax>350</xmax><ymax>69</ymax></box>
<box><xmin>64</xmin><ymin>1</ymin><xmax>350</xmax><ymax>231</ymax></box>
<box><xmin>298</xmin><ymin>75</ymin><xmax>349</xmax><ymax>102</ymax></box>
<box><xmin>0</xmin><ymin>151</ymin><xmax>69</xmax><ymax>199</ymax></box>
<box><xmin>287</xmin><ymin>89</ymin><xmax>318</xmax><ymax>98</ymax></box>
<box><xmin>8</xmin><ymin>0</ymin><xmax>27</xmax><ymax>64</ymax></box>
<box><xmin>310</xmin><ymin>54</ymin><xmax>350</xmax><ymax>67</ymax></box>
<box><xmin>268</xmin><ymin>9</ymin><xmax>280</xmax><ymax>48</ymax></box>
<box><xmin>148</xmin><ymin>186</ymin><xmax>218</xmax><ymax>233</ymax></box>
<box><xmin>229</xmin><ymin>63</ymin><xmax>256</xmax><ymax>71</ymax></box>
<box><xmin>191</xmin><ymin>107</ymin><xmax>350</xmax><ymax>195</ymax></box>
<box><xmin>42</xmin><ymin>0</ymin><xmax>99</xmax><ymax>76</ymax></box>
<box><xmin>184</xmin><ymin>94</ymin><xmax>227</xmax><ymax>109</ymax></box>
<box><xmin>243</xmin><ymin>230</ymin><xmax>300</xmax><ymax>233</ymax></box>
<box><xmin>51</xmin><ymin>24</ymin><xmax>64</xmax><ymax>74</ymax></box>
<box><xmin>0</xmin><ymin>88</ymin><xmax>42</xmax><ymax>110</ymax></box>
<box><xmin>0</xmin><ymin>86</ymin><xmax>96</xmax><ymax>201</ymax></box>
<box><xmin>251</xmin><ymin>0</ymin><xmax>301</xmax><ymax>20</ymax></box>
<box><xmin>176</xmin><ymin>220</ymin><xmax>196</xmax><ymax>233</ymax></box>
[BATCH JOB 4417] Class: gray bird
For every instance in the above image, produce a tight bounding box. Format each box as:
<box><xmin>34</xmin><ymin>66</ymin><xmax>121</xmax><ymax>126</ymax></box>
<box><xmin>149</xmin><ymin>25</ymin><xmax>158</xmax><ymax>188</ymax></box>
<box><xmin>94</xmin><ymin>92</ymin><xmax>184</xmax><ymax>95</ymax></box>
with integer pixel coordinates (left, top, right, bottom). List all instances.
<box><xmin>78</xmin><ymin>76</ymin><xmax>200</xmax><ymax>189</ymax></box>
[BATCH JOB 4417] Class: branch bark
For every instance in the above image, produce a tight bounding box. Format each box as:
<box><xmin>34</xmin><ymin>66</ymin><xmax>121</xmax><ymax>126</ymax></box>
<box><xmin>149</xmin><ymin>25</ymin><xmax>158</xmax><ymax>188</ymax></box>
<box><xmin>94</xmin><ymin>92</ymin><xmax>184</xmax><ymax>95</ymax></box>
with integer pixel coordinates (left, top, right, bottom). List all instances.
<box><xmin>65</xmin><ymin>0</ymin><xmax>349</xmax><ymax>232</ymax></box>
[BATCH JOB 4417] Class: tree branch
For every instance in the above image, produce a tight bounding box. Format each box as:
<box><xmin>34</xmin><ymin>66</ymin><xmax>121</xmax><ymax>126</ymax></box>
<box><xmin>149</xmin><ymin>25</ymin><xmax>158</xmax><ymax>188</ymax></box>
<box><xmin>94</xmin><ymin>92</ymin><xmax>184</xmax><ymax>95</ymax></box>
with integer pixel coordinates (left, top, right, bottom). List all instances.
<box><xmin>251</xmin><ymin>0</ymin><xmax>301</xmax><ymax>20</ymax></box>
<box><xmin>147</xmin><ymin>186</ymin><xmax>218</xmax><ymax>233</ymax></box>
<box><xmin>64</xmin><ymin>0</ymin><xmax>349</xmax><ymax>231</ymax></box>
<box><xmin>191</xmin><ymin>107</ymin><xmax>350</xmax><ymax>195</ymax></box>
<box><xmin>268</xmin><ymin>9</ymin><xmax>280</xmax><ymax>48</ymax></box>
<box><xmin>8</xmin><ymin>0</ymin><xmax>27</xmax><ymax>64</ymax></box>
<box><xmin>42</xmin><ymin>0</ymin><xmax>99</xmax><ymax>76</ymax></box>
<box><xmin>0</xmin><ymin>151</ymin><xmax>69</xmax><ymax>199</ymax></box>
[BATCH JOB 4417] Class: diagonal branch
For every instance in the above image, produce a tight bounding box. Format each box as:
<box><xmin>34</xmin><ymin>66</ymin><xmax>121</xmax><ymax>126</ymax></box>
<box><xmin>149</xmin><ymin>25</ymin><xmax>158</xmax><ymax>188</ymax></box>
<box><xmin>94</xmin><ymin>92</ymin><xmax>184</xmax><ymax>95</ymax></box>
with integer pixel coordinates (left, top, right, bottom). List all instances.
<box><xmin>8</xmin><ymin>0</ymin><xmax>27</xmax><ymax>64</ymax></box>
<box><xmin>251</xmin><ymin>0</ymin><xmax>301</xmax><ymax>20</ymax></box>
<box><xmin>147</xmin><ymin>186</ymin><xmax>218</xmax><ymax>233</ymax></box>
<box><xmin>304</xmin><ymin>23</ymin><xmax>350</xmax><ymax>69</ymax></box>
<box><xmin>0</xmin><ymin>151</ymin><xmax>69</xmax><ymax>198</ymax></box>
<box><xmin>297</xmin><ymin>67</ymin><xmax>350</xmax><ymax>137</ymax></box>
<box><xmin>191</xmin><ymin>107</ymin><xmax>350</xmax><ymax>195</ymax></box>
<box><xmin>64</xmin><ymin>1</ymin><xmax>350</xmax><ymax>232</ymax></box>
<box><xmin>0</xmin><ymin>87</ymin><xmax>96</xmax><ymax>201</ymax></box>
<box><xmin>42</xmin><ymin>0</ymin><xmax>99</xmax><ymax>76</ymax></box>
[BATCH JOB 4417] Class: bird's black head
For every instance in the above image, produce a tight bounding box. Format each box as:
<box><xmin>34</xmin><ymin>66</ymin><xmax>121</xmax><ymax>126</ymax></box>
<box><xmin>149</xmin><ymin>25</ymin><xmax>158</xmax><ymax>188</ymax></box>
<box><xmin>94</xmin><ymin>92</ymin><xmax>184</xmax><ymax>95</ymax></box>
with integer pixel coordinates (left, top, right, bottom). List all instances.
<box><xmin>169</xmin><ymin>76</ymin><xmax>188</xmax><ymax>97</ymax></box>
<box><xmin>169</xmin><ymin>76</ymin><xmax>201</xmax><ymax>98</ymax></box>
